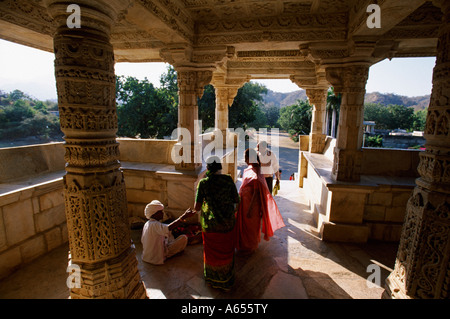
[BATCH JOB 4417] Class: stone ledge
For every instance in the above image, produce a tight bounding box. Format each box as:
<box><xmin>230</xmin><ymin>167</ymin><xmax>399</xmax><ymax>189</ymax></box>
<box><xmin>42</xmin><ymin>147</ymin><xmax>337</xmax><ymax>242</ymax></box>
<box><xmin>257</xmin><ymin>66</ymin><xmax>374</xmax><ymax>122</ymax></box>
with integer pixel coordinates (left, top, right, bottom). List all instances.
<box><xmin>320</xmin><ymin>221</ymin><xmax>370</xmax><ymax>243</ymax></box>
<box><xmin>303</xmin><ymin>151</ymin><xmax>417</xmax><ymax>190</ymax></box>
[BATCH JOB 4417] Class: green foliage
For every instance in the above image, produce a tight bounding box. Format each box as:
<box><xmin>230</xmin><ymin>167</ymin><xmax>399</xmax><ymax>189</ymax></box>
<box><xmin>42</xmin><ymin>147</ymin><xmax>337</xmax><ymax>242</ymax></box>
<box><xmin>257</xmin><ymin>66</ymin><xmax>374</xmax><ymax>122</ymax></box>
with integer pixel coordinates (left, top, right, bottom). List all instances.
<box><xmin>278</xmin><ymin>100</ymin><xmax>312</xmax><ymax>141</ymax></box>
<box><xmin>229</xmin><ymin>82</ymin><xmax>268</xmax><ymax>129</ymax></box>
<box><xmin>116</xmin><ymin>67</ymin><xmax>271</xmax><ymax>138</ymax></box>
<box><xmin>327</xmin><ymin>87</ymin><xmax>341</xmax><ymax>111</ymax></box>
<box><xmin>115</xmin><ymin>71</ymin><xmax>178</xmax><ymax>139</ymax></box>
<box><xmin>412</xmin><ymin>108</ymin><xmax>427</xmax><ymax>131</ymax></box>
<box><xmin>198</xmin><ymin>81</ymin><xmax>270</xmax><ymax>131</ymax></box>
<box><xmin>0</xmin><ymin>89</ymin><xmax>62</xmax><ymax>141</ymax></box>
<box><xmin>261</xmin><ymin>105</ymin><xmax>280</xmax><ymax>128</ymax></box>
<box><xmin>364</xmin><ymin>103</ymin><xmax>415</xmax><ymax>130</ymax></box>
<box><xmin>364</xmin><ymin>134</ymin><xmax>383</xmax><ymax>148</ymax></box>
<box><xmin>198</xmin><ymin>84</ymin><xmax>216</xmax><ymax>130</ymax></box>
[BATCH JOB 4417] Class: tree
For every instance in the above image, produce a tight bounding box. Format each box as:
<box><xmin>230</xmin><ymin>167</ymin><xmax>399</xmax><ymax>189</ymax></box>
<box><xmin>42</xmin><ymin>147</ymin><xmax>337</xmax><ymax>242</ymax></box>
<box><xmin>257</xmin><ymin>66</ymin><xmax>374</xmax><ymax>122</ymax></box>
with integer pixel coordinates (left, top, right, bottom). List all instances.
<box><xmin>197</xmin><ymin>81</ymin><xmax>269</xmax><ymax>130</ymax></box>
<box><xmin>228</xmin><ymin>82</ymin><xmax>268</xmax><ymax>129</ymax></box>
<box><xmin>364</xmin><ymin>103</ymin><xmax>415</xmax><ymax>130</ymax></box>
<box><xmin>386</xmin><ymin>104</ymin><xmax>414</xmax><ymax>130</ymax></box>
<box><xmin>0</xmin><ymin>90</ymin><xmax>62</xmax><ymax>141</ymax></box>
<box><xmin>115</xmin><ymin>67</ymin><xmax>181</xmax><ymax>139</ymax></box>
<box><xmin>364</xmin><ymin>103</ymin><xmax>390</xmax><ymax>129</ymax></box>
<box><xmin>262</xmin><ymin>105</ymin><xmax>280</xmax><ymax>128</ymax></box>
<box><xmin>326</xmin><ymin>87</ymin><xmax>341</xmax><ymax>137</ymax></box>
<box><xmin>197</xmin><ymin>84</ymin><xmax>216</xmax><ymax>130</ymax></box>
<box><xmin>278</xmin><ymin>100</ymin><xmax>312</xmax><ymax>141</ymax></box>
<box><xmin>412</xmin><ymin>108</ymin><xmax>427</xmax><ymax>131</ymax></box>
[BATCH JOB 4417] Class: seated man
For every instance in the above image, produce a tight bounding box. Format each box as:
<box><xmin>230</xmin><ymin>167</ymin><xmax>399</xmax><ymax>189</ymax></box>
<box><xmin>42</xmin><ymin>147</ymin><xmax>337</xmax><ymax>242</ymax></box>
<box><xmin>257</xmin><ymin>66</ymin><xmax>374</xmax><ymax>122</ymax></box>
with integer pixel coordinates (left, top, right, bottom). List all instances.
<box><xmin>141</xmin><ymin>200</ymin><xmax>196</xmax><ymax>265</ymax></box>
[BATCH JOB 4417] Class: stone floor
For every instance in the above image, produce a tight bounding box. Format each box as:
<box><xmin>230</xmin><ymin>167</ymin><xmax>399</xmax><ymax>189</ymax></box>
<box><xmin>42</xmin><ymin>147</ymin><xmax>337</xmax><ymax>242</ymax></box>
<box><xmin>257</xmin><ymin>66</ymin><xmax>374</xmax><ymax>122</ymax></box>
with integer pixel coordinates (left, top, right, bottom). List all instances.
<box><xmin>0</xmin><ymin>180</ymin><xmax>399</xmax><ymax>299</ymax></box>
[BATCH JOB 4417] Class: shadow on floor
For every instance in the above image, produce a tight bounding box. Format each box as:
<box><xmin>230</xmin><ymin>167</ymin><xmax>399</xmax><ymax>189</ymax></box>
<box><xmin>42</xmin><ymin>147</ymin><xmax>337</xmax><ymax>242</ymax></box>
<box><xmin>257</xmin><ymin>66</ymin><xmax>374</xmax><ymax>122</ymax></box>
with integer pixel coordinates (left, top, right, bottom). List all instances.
<box><xmin>0</xmin><ymin>181</ymin><xmax>398</xmax><ymax>299</ymax></box>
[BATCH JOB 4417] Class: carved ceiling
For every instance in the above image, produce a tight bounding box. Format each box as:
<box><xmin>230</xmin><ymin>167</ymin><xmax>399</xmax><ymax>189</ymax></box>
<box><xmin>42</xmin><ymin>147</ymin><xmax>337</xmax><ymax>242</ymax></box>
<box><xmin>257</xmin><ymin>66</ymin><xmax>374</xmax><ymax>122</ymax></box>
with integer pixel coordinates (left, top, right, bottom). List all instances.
<box><xmin>0</xmin><ymin>0</ymin><xmax>443</xmax><ymax>87</ymax></box>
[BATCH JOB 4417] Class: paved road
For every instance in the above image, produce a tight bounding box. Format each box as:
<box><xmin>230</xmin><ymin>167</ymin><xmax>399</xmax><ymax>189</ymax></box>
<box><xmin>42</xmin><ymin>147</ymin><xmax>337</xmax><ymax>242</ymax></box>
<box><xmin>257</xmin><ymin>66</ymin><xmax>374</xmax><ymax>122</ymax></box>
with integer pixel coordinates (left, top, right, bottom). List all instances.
<box><xmin>237</xmin><ymin>130</ymin><xmax>299</xmax><ymax>180</ymax></box>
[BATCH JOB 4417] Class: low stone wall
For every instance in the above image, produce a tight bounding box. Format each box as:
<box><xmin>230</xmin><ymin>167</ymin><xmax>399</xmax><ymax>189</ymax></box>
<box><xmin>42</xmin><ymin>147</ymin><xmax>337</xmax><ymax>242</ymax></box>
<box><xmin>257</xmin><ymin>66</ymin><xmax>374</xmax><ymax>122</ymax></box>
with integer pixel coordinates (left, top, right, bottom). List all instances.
<box><xmin>0</xmin><ymin>143</ymin><xmax>68</xmax><ymax>279</ymax></box>
<box><xmin>117</xmin><ymin>138</ymin><xmax>177</xmax><ymax>164</ymax></box>
<box><xmin>362</xmin><ymin>147</ymin><xmax>421</xmax><ymax>177</ymax></box>
<box><xmin>382</xmin><ymin>135</ymin><xmax>426</xmax><ymax>149</ymax></box>
<box><xmin>299</xmin><ymin>136</ymin><xmax>419</xmax><ymax>243</ymax></box>
<box><xmin>0</xmin><ymin>179</ymin><xmax>67</xmax><ymax>280</ymax></box>
<box><xmin>120</xmin><ymin>134</ymin><xmax>237</xmax><ymax>221</ymax></box>
<box><xmin>0</xmin><ymin>138</ymin><xmax>237</xmax><ymax>279</ymax></box>
<box><xmin>0</xmin><ymin>142</ymin><xmax>64</xmax><ymax>183</ymax></box>
<box><xmin>364</xmin><ymin>185</ymin><xmax>414</xmax><ymax>241</ymax></box>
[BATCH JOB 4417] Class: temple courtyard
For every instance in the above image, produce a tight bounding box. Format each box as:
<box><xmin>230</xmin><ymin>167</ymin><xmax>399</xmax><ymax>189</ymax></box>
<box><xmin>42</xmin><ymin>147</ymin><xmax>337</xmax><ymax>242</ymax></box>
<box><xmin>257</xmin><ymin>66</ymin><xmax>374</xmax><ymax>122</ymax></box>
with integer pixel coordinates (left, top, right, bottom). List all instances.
<box><xmin>0</xmin><ymin>178</ymin><xmax>397</xmax><ymax>299</ymax></box>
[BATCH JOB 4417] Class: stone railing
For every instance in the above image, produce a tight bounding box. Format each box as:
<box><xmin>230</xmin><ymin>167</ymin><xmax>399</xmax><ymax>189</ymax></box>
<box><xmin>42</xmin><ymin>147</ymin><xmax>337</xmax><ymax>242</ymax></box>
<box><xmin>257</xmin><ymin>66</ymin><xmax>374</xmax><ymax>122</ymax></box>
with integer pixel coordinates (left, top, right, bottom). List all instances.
<box><xmin>298</xmin><ymin>135</ymin><xmax>422</xmax><ymax>243</ymax></box>
<box><xmin>0</xmin><ymin>143</ymin><xmax>66</xmax><ymax>280</ymax></box>
<box><xmin>119</xmin><ymin>134</ymin><xmax>237</xmax><ymax>220</ymax></box>
<box><xmin>0</xmin><ymin>137</ymin><xmax>238</xmax><ymax>279</ymax></box>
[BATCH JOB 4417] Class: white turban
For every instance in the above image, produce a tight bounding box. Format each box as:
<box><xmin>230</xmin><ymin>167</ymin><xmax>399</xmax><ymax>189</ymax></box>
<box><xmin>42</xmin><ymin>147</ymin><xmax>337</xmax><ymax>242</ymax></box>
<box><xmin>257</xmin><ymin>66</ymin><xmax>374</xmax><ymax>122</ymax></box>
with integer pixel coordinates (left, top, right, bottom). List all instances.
<box><xmin>144</xmin><ymin>200</ymin><xmax>164</xmax><ymax>219</ymax></box>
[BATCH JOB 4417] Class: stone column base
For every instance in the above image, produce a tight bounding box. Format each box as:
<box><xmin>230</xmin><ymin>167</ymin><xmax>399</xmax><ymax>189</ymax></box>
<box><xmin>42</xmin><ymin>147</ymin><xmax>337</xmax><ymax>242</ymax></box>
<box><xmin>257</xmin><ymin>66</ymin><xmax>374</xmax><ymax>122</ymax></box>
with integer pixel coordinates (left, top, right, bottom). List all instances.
<box><xmin>69</xmin><ymin>247</ymin><xmax>147</xmax><ymax>299</ymax></box>
<box><xmin>382</xmin><ymin>273</ymin><xmax>412</xmax><ymax>299</ymax></box>
<box><xmin>332</xmin><ymin>148</ymin><xmax>363</xmax><ymax>182</ymax></box>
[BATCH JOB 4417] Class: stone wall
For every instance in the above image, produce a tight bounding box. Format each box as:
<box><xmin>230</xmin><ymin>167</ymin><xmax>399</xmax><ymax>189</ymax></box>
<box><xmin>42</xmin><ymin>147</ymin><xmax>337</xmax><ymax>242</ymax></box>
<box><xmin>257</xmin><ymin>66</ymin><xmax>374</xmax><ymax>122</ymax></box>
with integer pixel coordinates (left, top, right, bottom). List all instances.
<box><xmin>0</xmin><ymin>138</ymin><xmax>238</xmax><ymax>279</ymax></box>
<box><xmin>0</xmin><ymin>142</ymin><xmax>65</xmax><ymax>183</ymax></box>
<box><xmin>117</xmin><ymin>138</ymin><xmax>177</xmax><ymax>164</ymax></box>
<box><xmin>300</xmin><ymin>135</ymin><xmax>419</xmax><ymax>242</ymax></box>
<box><xmin>0</xmin><ymin>143</ymin><xmax>67</xmax><ymax>280</ymax></box>
<box><xmin>119</xmin><ymin>135</ymin><xmax>237</xmax><ymax>220</ymax></box>
<box><xmin>361</xmin><ymin>147</ymin><xmax>421</xmax><ymax>177</ymax></box>
<box><xmin>0</xmin><ymin>179</ymin><xmax>67</xmax><ymax>280</ymax></box>
<box><xmin>381</xmin><ymin>135</ymin><xmax>426</xmax><ymax>149</ymax></box>
<box><xmin>364</xmin><ymin>186</ymin><xmax>414</xmax><ymax>241</ymax></box>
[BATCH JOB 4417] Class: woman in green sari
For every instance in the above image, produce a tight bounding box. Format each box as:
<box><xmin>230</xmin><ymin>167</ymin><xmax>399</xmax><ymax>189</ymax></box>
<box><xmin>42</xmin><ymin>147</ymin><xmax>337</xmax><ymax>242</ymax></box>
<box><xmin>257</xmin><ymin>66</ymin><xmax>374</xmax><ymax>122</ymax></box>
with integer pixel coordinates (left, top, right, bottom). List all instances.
<box><xmin>194</xmin><ymin>156</ymin><xmax>240</xmax><ymax>291</ymax></box>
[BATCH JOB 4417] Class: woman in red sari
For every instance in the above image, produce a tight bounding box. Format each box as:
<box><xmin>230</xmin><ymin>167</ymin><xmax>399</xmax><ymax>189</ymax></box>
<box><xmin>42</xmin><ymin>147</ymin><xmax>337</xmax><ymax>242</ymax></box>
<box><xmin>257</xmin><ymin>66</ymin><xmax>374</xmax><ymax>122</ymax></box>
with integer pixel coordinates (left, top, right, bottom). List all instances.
<box><xmin>236</xmin><ymin>148</ymin><xmax>285</xmax><ymax>254</ymax></box>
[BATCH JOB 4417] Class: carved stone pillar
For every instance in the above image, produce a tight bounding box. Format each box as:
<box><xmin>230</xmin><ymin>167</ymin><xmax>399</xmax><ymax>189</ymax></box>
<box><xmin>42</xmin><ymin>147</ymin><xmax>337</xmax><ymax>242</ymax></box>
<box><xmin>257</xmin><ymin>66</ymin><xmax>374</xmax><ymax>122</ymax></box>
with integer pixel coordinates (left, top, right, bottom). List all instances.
<box><xmin>306</xmin><ymin>88</ymin><xmax>328</xmax><ymax>153</ymax></box>
<box><xmin>325</xmin><ymin>64</ymin><xmax>370</xmax><ymax>182</ymax></box>
<box><xmin>215</xmin><ymin>86</ymin><xmax>239</xmax><ymax>147</ymax></box>
<box><xmin>45</xmin><ymin>0</ymin><xmax>146</xmax><ymax>298</ymax></box>
<box><xmin>174</xmin><ymin>69</ymin><xmax>212</xmax><ymax>170</ymax></box>
<box><xmin>383</xmin><ymin>0</ymin><xmax>450</xmax><ymax>299</ymax></box>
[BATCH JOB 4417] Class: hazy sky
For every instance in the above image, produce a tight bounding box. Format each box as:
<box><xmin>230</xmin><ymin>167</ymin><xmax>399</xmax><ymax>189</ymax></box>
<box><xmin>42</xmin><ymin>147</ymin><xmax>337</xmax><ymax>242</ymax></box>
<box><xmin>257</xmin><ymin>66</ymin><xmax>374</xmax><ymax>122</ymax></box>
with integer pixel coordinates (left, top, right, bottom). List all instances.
<box><xmin>0</xmin><ymin>39</ymin><xmax>436</xmax><ymax>101</ymax></box>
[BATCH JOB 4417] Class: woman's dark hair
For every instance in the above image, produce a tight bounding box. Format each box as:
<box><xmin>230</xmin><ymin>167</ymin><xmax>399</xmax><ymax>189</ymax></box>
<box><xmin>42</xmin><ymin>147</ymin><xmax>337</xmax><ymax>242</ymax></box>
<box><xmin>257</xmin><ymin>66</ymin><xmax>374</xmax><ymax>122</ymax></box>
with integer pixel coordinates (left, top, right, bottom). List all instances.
<box><xmin>206</xmin><ymin>155</ymin><xmax>222</xmax><ymax>173</ymax></box>
<box><xmin>245</xmin><ymin>148</ymin><xmax>261</xmax><ymax>167</ymax></box>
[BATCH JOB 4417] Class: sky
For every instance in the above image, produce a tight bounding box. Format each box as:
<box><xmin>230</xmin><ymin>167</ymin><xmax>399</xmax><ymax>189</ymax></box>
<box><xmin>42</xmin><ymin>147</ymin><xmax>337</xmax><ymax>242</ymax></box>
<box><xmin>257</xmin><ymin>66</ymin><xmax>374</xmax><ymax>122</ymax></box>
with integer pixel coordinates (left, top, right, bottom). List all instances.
<box><xmin>0</xmin><ymin>39</ymin><xmax>436</xmax><ymax>101</ymax></box>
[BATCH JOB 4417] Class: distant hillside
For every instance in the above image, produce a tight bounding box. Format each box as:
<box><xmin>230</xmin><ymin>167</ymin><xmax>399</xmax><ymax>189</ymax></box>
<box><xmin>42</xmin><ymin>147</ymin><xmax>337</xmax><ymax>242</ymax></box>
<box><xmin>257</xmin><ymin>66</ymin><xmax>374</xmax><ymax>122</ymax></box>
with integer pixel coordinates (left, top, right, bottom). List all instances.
<box><xmin>262</xmin><ymin>89</ymin><xmax>430</xmax><ymax>111</ymax></box>
<box><xmin>262</xmin><ymin>90</ymin><xmax>307</xmax><ymax>108</ymax></box>
<box><xmin>364</xmin><ymin>92</ymin><xmax>430</xmax><ymax>111</ymax></box>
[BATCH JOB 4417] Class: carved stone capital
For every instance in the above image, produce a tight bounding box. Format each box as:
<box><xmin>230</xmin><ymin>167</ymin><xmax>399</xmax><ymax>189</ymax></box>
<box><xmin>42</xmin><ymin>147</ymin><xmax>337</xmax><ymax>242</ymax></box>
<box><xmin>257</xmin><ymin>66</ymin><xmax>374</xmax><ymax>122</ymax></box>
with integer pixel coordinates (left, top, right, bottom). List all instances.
<box><xmin>305</xmin><ymin>88</ymin><xmax>328</xmax><ymax>108</ymax></box>
<box><xmin>177</xmin><ymin>69</ymin><xmax>213</xmax><ymax>99</ymax></box>
<box><xmin>325</xmin><ymin>64</ymin><xmax>369</xmax><ymax>95</ymax></box>
<box><xmin>44</xmin><ymin>0</ymin><xmax>132</xmax><ymax>35</ymax></box>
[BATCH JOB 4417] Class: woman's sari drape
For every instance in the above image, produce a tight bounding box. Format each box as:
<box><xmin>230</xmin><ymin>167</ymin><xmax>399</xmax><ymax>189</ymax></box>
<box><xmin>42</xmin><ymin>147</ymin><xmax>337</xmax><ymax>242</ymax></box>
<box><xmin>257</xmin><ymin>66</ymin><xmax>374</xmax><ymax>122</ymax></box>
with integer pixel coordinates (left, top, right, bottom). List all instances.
<box><xmin>236</xmin><ymin>165</ymin><xmax>285</xmax><ymax>252</ymax></box>
<box><xmin>196</xmin><ymin>174</ymin><xmax>240</xmax><ymax>290</ymax></box>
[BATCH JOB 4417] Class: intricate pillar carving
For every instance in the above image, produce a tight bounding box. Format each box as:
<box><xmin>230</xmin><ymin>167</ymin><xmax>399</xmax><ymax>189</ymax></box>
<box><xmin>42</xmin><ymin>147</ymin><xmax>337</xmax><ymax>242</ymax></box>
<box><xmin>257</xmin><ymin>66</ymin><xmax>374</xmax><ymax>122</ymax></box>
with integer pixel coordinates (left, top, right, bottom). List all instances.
<box><xmin>306</xmin><ymin>88</ymin><xmax>328</xmax><ymax>153</ymax></box>
<box><xmin>383</xmin><ymin>0</ymin><xmax>450</xmax><ymax>299</ymax></box>
<box><xmin>46</xmin><ymin>0</ymin><xmax>146</xmax><ymax>298</ymax></box>
<box><xmin>174</xmin><ymin>69</ymin><xmax>212</xmax><ymax>170</ymax></box>
<box><xmin>325</xmin><ymin>64</ymin><xmax>370</xmax><ymax>182</ymax></box>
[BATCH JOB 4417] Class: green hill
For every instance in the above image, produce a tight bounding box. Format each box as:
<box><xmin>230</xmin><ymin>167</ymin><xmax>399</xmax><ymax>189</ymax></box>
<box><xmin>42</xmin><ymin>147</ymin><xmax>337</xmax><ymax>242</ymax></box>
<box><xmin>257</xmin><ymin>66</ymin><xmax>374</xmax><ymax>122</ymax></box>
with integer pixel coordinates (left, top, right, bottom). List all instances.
<box><xmin>262</xmin><ymin>89</ymin><xmax>430</xmax><ymax>110</ymax></box>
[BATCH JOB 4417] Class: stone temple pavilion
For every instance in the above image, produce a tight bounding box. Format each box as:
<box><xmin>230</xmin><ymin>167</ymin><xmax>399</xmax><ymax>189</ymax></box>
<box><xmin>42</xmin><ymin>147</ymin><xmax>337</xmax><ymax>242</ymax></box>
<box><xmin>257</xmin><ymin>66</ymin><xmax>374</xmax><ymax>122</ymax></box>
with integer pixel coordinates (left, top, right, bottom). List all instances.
<box><xmin>0</xmin><ymin>0</ymin><xmax>448</xmax><ymax>299</ymax></box>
